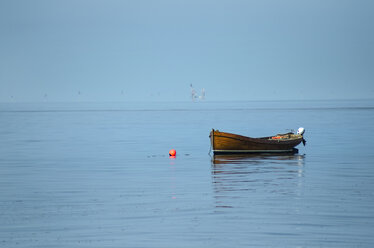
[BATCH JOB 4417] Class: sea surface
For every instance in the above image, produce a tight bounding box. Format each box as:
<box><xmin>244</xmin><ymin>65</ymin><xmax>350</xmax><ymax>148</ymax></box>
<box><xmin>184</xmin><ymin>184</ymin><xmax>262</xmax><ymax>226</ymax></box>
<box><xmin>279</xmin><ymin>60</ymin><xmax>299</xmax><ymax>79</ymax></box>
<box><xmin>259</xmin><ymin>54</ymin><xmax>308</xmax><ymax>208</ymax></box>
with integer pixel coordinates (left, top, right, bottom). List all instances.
<box><xmin>1</xmin><ymin>100</ymin><xmax>374</xmax><ymax>247</ymax></box>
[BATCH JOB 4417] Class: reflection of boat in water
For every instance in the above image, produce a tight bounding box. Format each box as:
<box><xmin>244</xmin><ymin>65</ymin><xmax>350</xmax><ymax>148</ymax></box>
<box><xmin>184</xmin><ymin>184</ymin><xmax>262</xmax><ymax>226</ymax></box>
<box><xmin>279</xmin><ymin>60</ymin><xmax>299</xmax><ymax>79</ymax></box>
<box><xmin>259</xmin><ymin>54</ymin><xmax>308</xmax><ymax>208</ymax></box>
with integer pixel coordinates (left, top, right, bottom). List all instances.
<box><xmin>209</xmin><ymin>128</ymin><xmax>306</xmax><ymax>154</ymax></box>
<box><xmin>212</xmin><ymin>152</ymin><xmax>301</xmax><ymax>165</ymax></box>
<box><xmin>211</xmin><ymin>153</ymin><xmax>305</xmax><ymax>209</ymax></box>
<box><xmin>211</xmin><ymin>153</ymin><xmax>305</xmax><ymax>181</ymax></box>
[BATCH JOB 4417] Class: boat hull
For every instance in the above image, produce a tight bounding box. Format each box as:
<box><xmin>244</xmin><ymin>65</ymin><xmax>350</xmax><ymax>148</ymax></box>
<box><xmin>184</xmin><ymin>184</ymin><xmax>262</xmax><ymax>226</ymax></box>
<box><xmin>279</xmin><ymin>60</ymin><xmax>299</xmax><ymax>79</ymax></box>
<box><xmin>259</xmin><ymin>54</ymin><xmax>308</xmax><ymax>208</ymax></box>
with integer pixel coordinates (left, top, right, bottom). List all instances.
<box><xmin>210</xmin><ymin>129</ymin><xmax>303</xmax><ymax>154</ymax></box>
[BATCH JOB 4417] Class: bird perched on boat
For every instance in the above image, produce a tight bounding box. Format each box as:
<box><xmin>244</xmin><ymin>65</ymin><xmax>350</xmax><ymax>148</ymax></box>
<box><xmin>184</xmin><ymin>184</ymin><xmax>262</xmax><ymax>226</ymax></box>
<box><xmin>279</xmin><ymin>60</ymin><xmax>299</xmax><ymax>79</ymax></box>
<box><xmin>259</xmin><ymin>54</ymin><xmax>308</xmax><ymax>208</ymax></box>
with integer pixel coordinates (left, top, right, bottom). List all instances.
<box><xmin>297</xmin><ymin>127</ymin><xmax>306</xmax><ymax>146</ymax></box>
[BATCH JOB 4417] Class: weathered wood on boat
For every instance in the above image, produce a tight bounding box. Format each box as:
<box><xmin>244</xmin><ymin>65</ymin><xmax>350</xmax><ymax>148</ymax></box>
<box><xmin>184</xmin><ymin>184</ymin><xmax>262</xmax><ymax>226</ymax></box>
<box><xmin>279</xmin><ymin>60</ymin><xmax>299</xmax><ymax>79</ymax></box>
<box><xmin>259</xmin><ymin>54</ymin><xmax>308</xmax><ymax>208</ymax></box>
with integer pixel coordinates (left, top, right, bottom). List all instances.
<box><xmin>209</xmin><ymin>129</ymin><xmax>304</xmax><ymax>154</ymax></box>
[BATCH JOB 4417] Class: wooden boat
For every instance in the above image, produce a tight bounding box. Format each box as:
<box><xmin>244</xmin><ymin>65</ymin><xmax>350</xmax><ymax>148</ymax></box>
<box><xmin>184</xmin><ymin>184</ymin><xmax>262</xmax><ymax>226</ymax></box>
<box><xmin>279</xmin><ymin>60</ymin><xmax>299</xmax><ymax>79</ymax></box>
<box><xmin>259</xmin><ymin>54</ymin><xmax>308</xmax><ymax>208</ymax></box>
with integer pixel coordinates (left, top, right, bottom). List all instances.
<box><xmin>210</xmin><ymin>128</ymin><xmax>306</xmax><ymax>154</ymax></box>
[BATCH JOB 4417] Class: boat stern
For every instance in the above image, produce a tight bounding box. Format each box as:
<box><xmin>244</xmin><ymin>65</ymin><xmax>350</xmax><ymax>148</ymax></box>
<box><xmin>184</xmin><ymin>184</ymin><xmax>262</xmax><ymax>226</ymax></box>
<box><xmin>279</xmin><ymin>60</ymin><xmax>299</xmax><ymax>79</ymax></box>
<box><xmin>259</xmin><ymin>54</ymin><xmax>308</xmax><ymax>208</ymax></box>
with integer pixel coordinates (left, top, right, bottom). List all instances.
<box><xmin>209</xmin><ymin>129</ymin><xmax>215</xmax><ymax>150</ymax></box>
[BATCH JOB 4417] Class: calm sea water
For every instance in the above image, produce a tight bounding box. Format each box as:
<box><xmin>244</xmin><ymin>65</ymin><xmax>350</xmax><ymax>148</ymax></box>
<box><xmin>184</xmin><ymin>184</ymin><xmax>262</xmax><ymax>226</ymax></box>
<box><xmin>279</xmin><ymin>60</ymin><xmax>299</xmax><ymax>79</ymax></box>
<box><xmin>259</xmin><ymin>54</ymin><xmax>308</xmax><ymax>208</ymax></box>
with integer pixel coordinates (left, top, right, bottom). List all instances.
<box><xmin>1</xmin><ymin>100</ymin><xmax>374</xmax><ymax>247</ymax></box>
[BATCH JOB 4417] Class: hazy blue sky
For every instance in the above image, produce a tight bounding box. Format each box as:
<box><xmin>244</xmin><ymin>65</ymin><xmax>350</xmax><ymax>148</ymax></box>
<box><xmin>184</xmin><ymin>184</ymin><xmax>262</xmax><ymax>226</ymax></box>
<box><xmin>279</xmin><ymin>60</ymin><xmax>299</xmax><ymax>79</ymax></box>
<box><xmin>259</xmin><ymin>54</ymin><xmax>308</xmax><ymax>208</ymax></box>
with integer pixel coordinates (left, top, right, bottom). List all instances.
<box><xmin>1</xmin><ymin>0</ymin><xmax>373</xmax><ymax>102</ymax></box>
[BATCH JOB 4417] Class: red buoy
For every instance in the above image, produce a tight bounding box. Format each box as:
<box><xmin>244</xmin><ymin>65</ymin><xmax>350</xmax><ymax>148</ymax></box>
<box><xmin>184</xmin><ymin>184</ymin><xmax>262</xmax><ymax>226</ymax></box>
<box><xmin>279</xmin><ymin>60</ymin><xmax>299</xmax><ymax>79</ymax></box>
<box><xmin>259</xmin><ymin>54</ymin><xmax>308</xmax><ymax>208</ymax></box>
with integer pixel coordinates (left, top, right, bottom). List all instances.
<box><xmin>169</xmin><ymin>149</ymin><xmax>176</xmax><ymax>157</ymax></box>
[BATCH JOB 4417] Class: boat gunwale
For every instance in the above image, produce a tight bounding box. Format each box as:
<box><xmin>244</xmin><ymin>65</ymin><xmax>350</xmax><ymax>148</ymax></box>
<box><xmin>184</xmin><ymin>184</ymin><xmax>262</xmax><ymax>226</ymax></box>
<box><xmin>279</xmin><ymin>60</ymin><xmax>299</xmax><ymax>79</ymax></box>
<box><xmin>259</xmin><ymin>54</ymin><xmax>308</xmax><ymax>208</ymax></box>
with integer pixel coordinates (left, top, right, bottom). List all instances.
<box><xmin>212</xmin><ymin>131</ymin><xmax>303</xmax><ymax>145</ymax></box>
